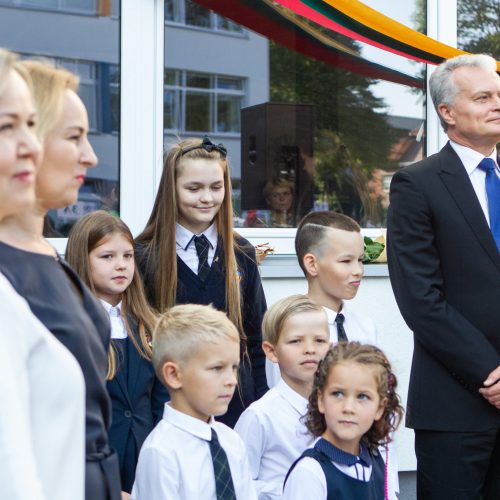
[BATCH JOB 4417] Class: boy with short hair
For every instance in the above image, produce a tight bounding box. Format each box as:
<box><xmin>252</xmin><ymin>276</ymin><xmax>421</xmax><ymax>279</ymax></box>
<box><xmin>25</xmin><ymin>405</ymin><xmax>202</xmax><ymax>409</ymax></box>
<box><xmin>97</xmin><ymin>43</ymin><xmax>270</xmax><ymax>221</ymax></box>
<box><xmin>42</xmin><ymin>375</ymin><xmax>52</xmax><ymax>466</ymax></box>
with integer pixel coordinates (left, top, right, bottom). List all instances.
<box><xmin>295</xmin><ymin>210</ymin><xmax>378</xmax><ymax>345</ymax></box>
<box><xmin>131</xmin><ymin>304</ymin><xmax>256</xmax><ymax>500</ymax></box>
<box><xmin>296</xmin><ymin>211</ymin><xmax>398</xmax><ymax>500</ymax></box>
<box><xmin>235</xmin><ymin>294</ymin><xmax>331</xmax><ymax>499</ymax></box>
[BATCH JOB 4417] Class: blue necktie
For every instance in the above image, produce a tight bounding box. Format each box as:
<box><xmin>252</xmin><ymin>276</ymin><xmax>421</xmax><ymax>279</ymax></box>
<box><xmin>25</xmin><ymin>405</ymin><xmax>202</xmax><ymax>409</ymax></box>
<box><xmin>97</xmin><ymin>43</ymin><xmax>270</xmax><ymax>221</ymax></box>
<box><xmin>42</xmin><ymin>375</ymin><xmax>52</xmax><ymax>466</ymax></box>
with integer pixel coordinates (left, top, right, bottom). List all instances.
<box><xmin>209</xmin><ymin>428</ymin><xmax>236</xmax><ymax>500</ymax></box>
<box><xmin>478</xmin><ymin>158</ymin><xmax>500</xmax><ymax>252</ymax></box>
<box><xmin>335</xmin><ymin>313</ymin><xmax>348</xmax><ymax>342</ymax></box>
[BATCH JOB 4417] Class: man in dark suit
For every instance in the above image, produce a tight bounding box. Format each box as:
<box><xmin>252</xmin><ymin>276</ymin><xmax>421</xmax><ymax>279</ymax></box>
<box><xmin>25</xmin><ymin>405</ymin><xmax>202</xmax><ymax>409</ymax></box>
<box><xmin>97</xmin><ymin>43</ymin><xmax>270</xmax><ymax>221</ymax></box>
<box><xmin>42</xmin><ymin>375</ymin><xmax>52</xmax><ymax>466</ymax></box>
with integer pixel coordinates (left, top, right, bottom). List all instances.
<box><xmin>387</xmin><ymin>54</ymin><xmax>500</xmax><ymax>499</ymax></box>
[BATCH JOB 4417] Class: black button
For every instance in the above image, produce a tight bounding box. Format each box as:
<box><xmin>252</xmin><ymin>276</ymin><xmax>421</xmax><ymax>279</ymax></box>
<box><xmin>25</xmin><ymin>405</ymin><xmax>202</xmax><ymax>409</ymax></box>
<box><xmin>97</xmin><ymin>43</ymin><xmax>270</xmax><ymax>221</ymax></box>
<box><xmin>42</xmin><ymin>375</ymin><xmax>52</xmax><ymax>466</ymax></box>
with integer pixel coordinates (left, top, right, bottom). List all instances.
<box><xmin>124</xmin><ymin>410</ymin><xmax>132</xmax><ymax>418</ymax></box>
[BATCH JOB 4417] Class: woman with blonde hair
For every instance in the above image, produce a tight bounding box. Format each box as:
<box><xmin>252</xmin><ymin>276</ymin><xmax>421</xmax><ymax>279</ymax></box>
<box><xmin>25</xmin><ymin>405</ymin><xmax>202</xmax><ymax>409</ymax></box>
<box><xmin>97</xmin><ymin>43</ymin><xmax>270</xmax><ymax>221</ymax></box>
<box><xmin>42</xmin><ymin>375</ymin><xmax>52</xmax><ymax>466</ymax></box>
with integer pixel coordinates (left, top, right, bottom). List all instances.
<box><xmin>0</xmin><ymin>58</ymin><xmax>121</xmax><ymax>500</ymax></box>
<box><xmin>0</xmin><ymin>48</ymin><xmax>85</xmax><ymax>500</ymax></box>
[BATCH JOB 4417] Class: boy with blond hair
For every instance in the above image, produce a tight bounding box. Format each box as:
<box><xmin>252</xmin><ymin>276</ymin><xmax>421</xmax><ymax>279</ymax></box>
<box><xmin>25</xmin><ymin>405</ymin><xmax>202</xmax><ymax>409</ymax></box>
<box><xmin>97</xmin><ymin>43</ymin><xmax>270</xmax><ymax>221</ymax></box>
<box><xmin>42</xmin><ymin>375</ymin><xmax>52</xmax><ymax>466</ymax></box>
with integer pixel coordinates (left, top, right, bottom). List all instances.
<box><xmin>235</xmin><ymin>294</ymin><xmax>331</xmax><ymax>499</ymax></box>
<box><xmin>131</xmin><ymin>304</ymin><xmax>256</xmax><ymax>500</ymax></box>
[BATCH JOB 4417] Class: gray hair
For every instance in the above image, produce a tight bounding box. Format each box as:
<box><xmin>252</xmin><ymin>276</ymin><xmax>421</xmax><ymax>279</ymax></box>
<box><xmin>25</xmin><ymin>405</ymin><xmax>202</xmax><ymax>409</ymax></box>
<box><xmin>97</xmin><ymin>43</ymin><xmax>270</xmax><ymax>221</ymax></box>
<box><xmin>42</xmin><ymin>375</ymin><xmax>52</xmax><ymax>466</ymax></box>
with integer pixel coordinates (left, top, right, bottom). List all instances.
<box><xmin>429</xmin><ymin>54</ymin><xmax>497</xmax><ymax>131</ymax></box>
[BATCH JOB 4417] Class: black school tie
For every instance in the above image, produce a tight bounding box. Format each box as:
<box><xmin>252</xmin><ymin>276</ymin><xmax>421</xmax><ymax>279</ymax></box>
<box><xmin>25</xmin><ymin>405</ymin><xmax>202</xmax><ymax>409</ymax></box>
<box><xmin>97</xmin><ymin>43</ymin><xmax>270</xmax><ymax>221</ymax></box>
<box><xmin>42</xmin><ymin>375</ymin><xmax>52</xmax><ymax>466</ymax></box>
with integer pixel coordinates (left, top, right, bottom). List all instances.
<box><xmin>477</xmin><ymin>157</ymin><xmax>500</xmax><ymax>252</ymax></box>
<box><xmin>335</xmin><ymin>313</ymin><xmax>348</xmax><ymax>342</ymax></box>
<box><xmin>209</xmin><ymin>428</ymin><xmax>236</xmax><ymax>500</ymax></box>
<box><xmin>194</xmin><ymin>235</ymin><xmax>211</xmax><ymax>281</ymax></box>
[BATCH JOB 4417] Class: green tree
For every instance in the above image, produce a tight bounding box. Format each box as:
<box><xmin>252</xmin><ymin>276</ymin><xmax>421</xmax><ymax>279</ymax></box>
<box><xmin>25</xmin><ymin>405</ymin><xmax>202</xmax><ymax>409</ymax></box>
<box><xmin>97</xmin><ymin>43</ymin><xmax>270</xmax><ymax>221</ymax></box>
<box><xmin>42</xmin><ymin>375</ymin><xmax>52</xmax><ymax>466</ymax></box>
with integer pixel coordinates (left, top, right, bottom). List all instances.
<box><xmin>458</xmin><ymin>0</ymin><xmax>500</xmax><ymax>57</ymax></box>
<box><xmin>269</xmin><ymin>39</ymin><xmax>403</xmax><ymax>224</ymax></box>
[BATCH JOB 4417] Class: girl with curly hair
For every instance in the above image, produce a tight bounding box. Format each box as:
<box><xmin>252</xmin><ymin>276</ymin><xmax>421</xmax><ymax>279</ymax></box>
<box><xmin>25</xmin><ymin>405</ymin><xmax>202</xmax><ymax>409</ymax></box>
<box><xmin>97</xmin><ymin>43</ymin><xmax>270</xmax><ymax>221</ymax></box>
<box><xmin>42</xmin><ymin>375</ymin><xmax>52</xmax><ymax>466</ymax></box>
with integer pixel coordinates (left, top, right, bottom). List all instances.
<box><xmin>283</xmin><ymin>341</ymin><xmax>404</xmax><ymax>500</ymax></box>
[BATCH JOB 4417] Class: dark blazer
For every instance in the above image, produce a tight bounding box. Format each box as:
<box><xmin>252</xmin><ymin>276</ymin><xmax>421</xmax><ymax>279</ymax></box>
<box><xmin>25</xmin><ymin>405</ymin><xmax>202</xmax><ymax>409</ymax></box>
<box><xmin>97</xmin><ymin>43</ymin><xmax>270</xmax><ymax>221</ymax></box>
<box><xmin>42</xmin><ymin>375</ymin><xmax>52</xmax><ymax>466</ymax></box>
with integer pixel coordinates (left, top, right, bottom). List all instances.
<box><xmin>0</xmin><ymin>244</ymin><xmax>121</xmax><ymax>500</ymax></box>
<box><xmin>387</xmin><ymin>142</ymin><xmax>500</xmax><ymax>431</ymax></box>
<box><xmin>106</xmin><ymin>318</ymin><xmax>169</xmax><ymax>493</ymax></box>
<box><xmin>136</xmin><ymin>234</ymin><xmax>268</xmax><ymax>428</ymax></box>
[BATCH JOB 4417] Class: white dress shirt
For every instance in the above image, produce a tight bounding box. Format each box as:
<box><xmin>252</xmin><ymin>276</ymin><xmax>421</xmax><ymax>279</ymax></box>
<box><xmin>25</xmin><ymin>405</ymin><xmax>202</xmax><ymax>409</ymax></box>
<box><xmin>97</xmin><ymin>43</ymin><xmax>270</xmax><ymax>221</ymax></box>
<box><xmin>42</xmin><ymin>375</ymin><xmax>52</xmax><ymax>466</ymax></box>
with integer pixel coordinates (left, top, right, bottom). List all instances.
<box><xmin>282</xmin><ymin>438</ymin><xmax>374</xmax><ymax>500</ymax></box>
<box><xmin>176</xmin><ymin>222</ymin><xmax>218</xmax><ymax>274</ymax></box>
<box><xmin>324</xmin><ymin>303</ymin><xmax>378</xmax><ymax>345</ymax></box>
<box><xmin>131</xmin><ymin>403</ymin><xmax>257</xmax><ymax>500</ymax></box>
<box><xmin>449</xmin><ymin>141</ymin><xmax>499</xmax><ymax>226</ymax></box>
<box><xmin>0</xmin><ymin>273</ymin><xmax>85</xmax><ymax>500</ymax></box>
<box><xmin>235</xmin><ymin>378</ymin><xmax>313</xmax><ymax>499</ymax></box>
<box><xmin>99</xmin><ymin>299</ymin><xmax>127</xmax><ymax>339</ymax></box>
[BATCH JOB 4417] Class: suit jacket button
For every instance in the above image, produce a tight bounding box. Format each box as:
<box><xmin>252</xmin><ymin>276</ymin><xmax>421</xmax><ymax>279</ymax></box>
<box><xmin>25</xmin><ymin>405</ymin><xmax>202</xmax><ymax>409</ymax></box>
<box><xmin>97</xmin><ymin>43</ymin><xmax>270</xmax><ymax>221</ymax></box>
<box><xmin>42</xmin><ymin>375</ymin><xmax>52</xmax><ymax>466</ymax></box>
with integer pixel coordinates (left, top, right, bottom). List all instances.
<box><xmin>124</xmin><ymin>410</ymin><xmax>132</xmax><ymax>418</ymax></box>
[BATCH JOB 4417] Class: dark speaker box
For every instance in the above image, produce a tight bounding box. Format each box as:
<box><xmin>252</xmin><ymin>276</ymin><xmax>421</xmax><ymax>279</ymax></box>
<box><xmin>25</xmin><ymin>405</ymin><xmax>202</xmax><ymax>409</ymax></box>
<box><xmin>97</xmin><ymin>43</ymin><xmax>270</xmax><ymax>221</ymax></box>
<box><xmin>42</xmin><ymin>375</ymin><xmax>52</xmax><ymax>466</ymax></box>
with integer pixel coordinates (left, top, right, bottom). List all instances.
<box><xmin>240</xmin><ymin>102</ymin><xmax>314</xmax><ymax>215</ymax></box>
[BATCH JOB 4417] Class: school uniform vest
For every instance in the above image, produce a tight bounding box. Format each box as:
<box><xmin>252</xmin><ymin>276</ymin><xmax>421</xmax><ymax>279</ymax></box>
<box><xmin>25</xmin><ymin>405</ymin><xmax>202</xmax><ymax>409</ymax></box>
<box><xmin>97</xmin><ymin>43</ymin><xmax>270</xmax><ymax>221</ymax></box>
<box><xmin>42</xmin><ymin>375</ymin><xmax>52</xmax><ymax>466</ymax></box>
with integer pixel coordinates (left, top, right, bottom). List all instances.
<box><xmin>286</xmin><ymin>442</ymin><xmax>385</xmax><ymax>500</ymax></box>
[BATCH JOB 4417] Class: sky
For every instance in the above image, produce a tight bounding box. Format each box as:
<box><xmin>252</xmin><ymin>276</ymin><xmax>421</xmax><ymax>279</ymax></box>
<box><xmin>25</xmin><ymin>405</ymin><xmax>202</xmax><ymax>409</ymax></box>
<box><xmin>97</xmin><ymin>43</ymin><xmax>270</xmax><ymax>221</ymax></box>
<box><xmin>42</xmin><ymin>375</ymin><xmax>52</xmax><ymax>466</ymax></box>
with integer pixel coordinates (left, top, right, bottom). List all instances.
<box><xmin>359</xmin><ymin>0</ymin><xmax>425</xmax><ymax>119</ymax></box>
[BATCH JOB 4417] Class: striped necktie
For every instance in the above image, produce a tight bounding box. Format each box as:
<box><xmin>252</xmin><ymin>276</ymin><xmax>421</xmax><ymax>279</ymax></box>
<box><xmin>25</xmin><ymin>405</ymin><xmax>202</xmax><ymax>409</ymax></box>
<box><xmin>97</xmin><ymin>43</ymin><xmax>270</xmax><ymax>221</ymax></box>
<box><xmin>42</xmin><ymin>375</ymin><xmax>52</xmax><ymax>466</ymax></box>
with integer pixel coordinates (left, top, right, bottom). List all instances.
<box><xmin>209</xmin><ymin>428</ymin><xmax>236</xmax><ymax>500</ymax></box>
<box><xmin>194</xmin><ymin>235</ymin><xmax>211</xmax><ymax>281</ymax></box>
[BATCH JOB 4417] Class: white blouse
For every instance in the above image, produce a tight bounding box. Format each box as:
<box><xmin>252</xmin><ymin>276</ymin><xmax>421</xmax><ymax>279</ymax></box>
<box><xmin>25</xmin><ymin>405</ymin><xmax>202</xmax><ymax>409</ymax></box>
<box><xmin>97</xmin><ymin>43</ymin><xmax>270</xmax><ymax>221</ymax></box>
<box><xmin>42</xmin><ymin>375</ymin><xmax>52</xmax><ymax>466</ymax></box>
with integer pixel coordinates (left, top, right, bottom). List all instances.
<box><xmin>0</xmin><ymin>273</ymin><xmax>85</xmax><ymax>500</ymax></box>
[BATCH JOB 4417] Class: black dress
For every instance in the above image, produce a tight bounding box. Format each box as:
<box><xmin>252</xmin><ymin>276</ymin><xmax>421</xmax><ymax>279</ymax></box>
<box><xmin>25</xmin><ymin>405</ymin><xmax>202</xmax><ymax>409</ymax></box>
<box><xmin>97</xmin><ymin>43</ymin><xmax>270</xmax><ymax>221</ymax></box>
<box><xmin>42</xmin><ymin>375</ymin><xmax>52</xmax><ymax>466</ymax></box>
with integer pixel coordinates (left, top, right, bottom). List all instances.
<box><xmin>0</xmin><ymin>241</ymin><xmax>121</xmax><ymax>500</ymax></box>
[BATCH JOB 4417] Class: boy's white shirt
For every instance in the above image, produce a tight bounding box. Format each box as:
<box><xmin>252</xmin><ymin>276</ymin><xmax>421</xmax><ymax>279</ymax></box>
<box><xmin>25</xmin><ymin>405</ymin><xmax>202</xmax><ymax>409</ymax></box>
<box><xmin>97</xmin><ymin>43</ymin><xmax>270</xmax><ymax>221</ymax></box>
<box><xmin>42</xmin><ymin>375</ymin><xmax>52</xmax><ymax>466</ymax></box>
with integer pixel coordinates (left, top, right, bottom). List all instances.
<box><xmin>265</xmin><ymin>304</ymin><xmax>398</xmax><ymax>500</ymax></box>
<box><xmin>234</xmin><ymin>378</ymin><xmax>313</xmax><ymax>499</ymax></box>
<box><xmin>131</xmin><ymin>403</ymin><xmax>257</xmax><ymax>500</ymax></box>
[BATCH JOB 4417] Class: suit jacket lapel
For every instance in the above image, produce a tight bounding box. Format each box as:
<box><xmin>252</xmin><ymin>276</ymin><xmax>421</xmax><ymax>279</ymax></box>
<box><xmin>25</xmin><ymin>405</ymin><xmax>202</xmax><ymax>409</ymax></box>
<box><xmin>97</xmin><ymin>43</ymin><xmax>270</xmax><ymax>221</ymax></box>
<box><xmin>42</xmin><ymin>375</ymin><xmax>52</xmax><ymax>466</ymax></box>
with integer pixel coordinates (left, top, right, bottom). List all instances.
<box><xmin>438</xmin><ymin>143</ymin><xmax>500</xmax><ymax>272</ymax></box>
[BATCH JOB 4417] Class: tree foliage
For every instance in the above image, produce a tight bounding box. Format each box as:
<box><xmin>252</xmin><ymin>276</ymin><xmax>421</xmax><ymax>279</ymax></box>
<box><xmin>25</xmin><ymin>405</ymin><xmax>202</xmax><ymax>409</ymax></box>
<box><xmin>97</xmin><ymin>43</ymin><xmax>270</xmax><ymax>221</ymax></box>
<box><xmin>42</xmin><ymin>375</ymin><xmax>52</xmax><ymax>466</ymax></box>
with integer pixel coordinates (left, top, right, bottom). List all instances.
<box><xmin>457</xmin><ymin>0</ymin><xmax>500</xmax><ymax>58</ymax></box>
<box><xmin>270</xmin><ymin>41</ymin><xmax>397</xmax><ymax>171</ymax></box>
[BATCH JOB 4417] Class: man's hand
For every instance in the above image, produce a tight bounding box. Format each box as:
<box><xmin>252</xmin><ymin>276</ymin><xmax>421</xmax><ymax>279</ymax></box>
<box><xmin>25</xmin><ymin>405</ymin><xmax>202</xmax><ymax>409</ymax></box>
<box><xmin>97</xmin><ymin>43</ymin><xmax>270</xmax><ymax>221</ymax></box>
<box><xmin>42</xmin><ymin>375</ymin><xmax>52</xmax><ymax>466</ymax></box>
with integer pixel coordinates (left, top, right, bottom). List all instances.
<box><xmin>479</xmin><ymin>365</ymin><xmax>500</xmax><ymax>409</ymax></box>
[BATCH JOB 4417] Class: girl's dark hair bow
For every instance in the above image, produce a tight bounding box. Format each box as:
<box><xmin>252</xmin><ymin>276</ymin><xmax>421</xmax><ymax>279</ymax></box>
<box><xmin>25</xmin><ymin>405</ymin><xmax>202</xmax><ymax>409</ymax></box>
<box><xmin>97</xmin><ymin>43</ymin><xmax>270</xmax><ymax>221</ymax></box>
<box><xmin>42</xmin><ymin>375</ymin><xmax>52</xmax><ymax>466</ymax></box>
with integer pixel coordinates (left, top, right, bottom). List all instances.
<box><xmin>181</xmin><ymin>135</ymin><xmax>227</xmax><ymax>158</ymax></box>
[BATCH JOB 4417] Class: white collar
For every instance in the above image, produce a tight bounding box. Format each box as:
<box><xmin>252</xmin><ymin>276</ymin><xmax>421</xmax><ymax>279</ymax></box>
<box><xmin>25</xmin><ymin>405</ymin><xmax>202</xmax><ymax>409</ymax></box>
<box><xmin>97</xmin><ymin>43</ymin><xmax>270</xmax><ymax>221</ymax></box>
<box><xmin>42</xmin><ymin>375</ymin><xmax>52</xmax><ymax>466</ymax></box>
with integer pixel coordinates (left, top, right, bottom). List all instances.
<box><xmin>99</xmin><ymin>299</ymin><xmax>122</xmax><ymax>317</ymax></box>
<box><xmin>275</xmin><ymin>378</ymin><xmax>309</xmax><ymax>416</ymax></box>
<box><xmin>449</xmin><ymin>141</ymin><xmax>498</xmax><ymax>175</ymax></box>
<box><xmin>175</xmin><ymin>222</ymin><xmax>218</xmax><ymax>251</ymax></box>
<box><xmin>323</xmin><ymin>304</ymin><xmax>347</xmax><ymax>325</ymax></box>
<box><xmin>163</xmin><ymin>402</ymin><xmax>215</xmax><ymax>441</ymax></box>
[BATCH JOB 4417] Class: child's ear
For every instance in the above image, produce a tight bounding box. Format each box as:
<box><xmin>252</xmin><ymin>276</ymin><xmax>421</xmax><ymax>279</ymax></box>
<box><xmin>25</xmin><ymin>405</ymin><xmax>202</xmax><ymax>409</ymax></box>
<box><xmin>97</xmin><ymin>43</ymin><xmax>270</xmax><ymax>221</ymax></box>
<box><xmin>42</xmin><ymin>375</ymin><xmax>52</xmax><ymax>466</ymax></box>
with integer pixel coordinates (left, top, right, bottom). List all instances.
<box><xmin>162</xmin><ymin>361</ymin><xmax>183</xmax><ymax>390</ymax></box>
<box><xmin>374</xmin><ymin>397</ymin><xmax>388</xmax><ymax>421</ymax></box>
<box><xmin>262</xmin><ymin>341</ymin><xmax>279</xmax><ymax>364</ymax></box>
<box><xmin>303</xmin><ymin>253</ymin><xmax>319</xmax><ymax>277</ymax></box>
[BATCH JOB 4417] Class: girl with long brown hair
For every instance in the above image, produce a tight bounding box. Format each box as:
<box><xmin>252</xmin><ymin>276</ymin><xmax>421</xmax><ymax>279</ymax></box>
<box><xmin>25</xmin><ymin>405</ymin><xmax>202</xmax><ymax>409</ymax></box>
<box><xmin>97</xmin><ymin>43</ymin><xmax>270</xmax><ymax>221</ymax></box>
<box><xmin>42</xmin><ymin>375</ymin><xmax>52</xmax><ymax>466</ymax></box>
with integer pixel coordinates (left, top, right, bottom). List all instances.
<box><xmin>135</xmin><ymin>136</ymin><xmax>268</xmax><ymax>426</ymax></box>
<box><xmin>66</xmin><ymin>210</ymin><xmax>168</xmax><ymax>494</ymax></box>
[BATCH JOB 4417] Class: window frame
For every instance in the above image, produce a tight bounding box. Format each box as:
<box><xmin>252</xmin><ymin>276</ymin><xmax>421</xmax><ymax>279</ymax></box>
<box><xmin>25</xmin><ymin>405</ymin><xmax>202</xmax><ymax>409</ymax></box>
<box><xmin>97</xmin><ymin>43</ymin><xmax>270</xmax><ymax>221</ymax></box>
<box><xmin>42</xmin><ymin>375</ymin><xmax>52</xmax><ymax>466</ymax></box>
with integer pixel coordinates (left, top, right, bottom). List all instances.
<box><xmin>51</xmin><ymin>0</ymin><xmax>456</xmax><ymax>257</ymax></box>
<box><xmin>0</xmin><ymin>0</ymin><xmax>97</xmax><ymax>15</ymax></box>
<box><xmin>164</xmin><ymin>0</ymin><xmax>246</xmax><ymax>37</ymax></box>
<box><xmin>163</xmin><ymin>69</ymin><xmax>245</xmax><ymax>135</ymax></box>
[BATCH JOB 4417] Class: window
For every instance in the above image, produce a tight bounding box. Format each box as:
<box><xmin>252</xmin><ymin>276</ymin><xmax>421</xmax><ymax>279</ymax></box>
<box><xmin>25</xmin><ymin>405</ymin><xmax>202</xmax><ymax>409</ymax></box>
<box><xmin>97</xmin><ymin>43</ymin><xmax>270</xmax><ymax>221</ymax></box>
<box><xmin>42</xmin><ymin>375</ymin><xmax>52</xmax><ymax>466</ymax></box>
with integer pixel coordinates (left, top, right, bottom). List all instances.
<box><xmin>165</xmin><ymin>0</ymin><xmax>244</xmax><ymax>34</ymax></box>
<box><xmin>164</xmin><ymin>70</ymin><xmax>245</xmax><ymax>134</ymax></box>
<box><xmin>0</xmin><ymin>2</ymin><xmax>120</xmax><ymax>236</ymax></box>
<box><xmin>165</xmin><ymin>0</ymin><xmax>426</xmax><ymax>229</ymax></box>
<box><xmin>457</xmin><ymin>0</ymin><xmax>499</xmax><ymax>59</ymax></box>
<box><xmin>57</xmin><ymin>59</ymin><xmax>99</xmax><ymax>131</ymax></box>
<box><xmin>0</xmin><ymin>0</ymin><xmax>97</xmax><ymax>14</ymax></box>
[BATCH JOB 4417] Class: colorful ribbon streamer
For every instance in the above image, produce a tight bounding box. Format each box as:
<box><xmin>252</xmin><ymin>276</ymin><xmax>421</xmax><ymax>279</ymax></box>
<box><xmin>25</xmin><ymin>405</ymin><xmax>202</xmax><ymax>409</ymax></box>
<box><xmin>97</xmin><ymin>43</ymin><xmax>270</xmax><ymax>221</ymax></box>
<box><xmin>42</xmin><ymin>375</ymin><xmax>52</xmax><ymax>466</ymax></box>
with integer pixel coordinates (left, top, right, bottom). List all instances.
<box><xmin>194</xmin><ymin>0</ymin><xmax>424</xmax><ymax>88</ymax></box>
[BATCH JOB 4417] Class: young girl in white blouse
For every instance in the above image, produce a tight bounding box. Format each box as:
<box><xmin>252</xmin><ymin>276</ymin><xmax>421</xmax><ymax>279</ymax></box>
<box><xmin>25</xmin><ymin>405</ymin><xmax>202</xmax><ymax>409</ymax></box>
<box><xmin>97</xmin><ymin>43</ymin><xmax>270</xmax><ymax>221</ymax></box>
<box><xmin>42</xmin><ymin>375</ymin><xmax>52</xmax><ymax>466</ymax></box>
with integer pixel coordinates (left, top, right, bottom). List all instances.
<box><xmin>66</xmin><ymin>211</ymin><xmax>168</xmax><ymax>495</ymax></box>
<box><xmin>283</xmin><ymin>342</ymin><xmax>403</xmax><ymax>500</ymax></box>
